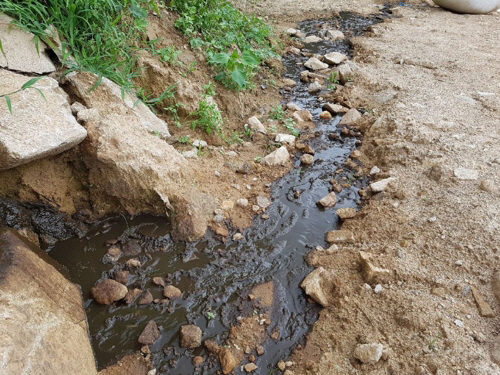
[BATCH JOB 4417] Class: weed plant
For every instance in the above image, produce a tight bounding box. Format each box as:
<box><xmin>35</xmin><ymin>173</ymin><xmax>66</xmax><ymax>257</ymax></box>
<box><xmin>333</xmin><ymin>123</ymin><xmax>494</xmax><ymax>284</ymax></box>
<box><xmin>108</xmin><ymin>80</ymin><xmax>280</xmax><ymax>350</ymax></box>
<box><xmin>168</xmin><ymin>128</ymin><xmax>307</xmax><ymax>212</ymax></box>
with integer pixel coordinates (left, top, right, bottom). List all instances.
<box><xmin>170</xmin><ymin>0</ymin><xmax>277</xmax><ymax>89</ymax></box>
<box><xmin>0</xmin><ymin>0</ymin><xmax>158</xmax><ymax>89</ymax></box>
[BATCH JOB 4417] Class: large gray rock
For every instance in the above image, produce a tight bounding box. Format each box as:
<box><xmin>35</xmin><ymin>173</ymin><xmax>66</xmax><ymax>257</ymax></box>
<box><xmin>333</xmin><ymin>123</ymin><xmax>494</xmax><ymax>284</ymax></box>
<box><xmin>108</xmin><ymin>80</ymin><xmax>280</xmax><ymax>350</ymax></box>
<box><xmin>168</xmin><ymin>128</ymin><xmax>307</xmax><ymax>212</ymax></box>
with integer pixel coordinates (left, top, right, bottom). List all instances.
<box><xmin>64</xmin><ymin>71</ymin><xmax>170</xmax><ymax>137</ymax></box>
<box><xmin>261</xmin><ymin>146</ymin><xmax>290</xmax><ymax>167</ymax></box>
<box><xmin>0</xmin><ymin>14</ymin><xmax>56</xmax><ymax>74</ymax></box>
<box><xmin>0</xmin><ymin>229</ymin><xmax>97</xmax><ymax>375</ymax></box>
<box><xmin>304</xmin><ymin>57</ymin><xmax>329</xmax><ymax>71</ymax></box>
<box><xmin>63</xmin><ymin>72</ymin><xmax>214</xmax><ymax>241</ymax></box>
<box><xmin>0</xmin><ymin>70</ymin><xmax>87</xmax><ymax>170</ymax></box>
<box><xmin>301</xmin><ymin>266</ymin><xmax>336</xmax><ymax>307</ymax></box>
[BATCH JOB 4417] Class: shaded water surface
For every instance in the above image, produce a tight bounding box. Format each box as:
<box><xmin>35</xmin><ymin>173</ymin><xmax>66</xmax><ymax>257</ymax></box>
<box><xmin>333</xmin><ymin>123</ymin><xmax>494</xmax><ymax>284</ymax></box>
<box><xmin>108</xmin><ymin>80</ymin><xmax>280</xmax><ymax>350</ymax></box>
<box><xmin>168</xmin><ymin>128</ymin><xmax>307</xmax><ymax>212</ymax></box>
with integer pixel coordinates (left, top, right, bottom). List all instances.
<box><xmin>47</xmin><ymin>12</ymin><xmax>385</xmax><ymax>375</ymax></box>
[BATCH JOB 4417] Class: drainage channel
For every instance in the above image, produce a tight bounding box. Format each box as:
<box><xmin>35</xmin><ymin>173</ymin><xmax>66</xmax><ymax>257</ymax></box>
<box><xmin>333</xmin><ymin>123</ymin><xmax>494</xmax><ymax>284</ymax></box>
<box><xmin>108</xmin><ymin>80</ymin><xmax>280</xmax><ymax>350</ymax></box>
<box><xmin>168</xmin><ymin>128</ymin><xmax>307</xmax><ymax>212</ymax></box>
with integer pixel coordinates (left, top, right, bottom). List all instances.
<box><xmin>46</xmin><ymin>12</ymin><xmax>386</xmax><ymax>375</ymax></box>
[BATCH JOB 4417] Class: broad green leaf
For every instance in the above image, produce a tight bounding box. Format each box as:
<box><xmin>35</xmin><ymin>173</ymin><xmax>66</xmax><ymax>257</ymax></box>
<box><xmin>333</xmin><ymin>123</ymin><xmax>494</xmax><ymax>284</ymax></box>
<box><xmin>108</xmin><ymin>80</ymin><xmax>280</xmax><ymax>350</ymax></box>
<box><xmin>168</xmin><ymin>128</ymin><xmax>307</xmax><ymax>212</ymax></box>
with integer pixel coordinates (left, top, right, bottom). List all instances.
<box><xmin>230</xmin><ymin>50</ymin><xmax>239</xmax><ymax>60</ymax></box>
<box><xmin>5</xmin><ymin>95</ymin><xmax>12</xmax><ymax>114</ymax></box>
<box><xmin>210</xmin><ymin>53</ymin><xmax>230</xmax><ymax>65</ymax></box>
<box><xmin>21</xmin><ymin>77</ymin><xmax>42</xmax><ymax>90</ymax></box>
<box><xmin>241</xmin><ymin>50</ymin><xmax>260</xmax><ymax>66</ymax></box>
<box><xmin>231</xmin><ymin>68</ymin><xmax>246</xmax><ymax>88</ymax></box>
<box><xmin>215</xmin><ymin>72</ymin><xmax>225</xmax><ymax>82</ymax></box>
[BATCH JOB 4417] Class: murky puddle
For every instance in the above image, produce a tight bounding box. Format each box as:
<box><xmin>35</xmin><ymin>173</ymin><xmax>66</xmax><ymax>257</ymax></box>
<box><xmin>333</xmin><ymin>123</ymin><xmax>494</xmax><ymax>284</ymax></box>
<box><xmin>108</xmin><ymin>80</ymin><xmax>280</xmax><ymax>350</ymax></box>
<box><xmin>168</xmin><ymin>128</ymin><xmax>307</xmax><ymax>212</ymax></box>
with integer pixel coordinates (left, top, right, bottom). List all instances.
<box><xmin>44</xmin><ymin>12</ymin><xmax>386</xmax><ymax>375</ymax></box>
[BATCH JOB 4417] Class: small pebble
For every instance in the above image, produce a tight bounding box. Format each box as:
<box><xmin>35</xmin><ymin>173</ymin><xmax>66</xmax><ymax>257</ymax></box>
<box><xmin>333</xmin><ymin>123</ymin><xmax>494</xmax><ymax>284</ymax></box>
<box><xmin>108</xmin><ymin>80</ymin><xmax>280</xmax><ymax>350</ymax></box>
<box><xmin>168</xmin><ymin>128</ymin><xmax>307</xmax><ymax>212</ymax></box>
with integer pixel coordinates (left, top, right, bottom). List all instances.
<box><xmin>454</xmin><ymin>319</ymin><xmax>464</xmax><ymax>328</ymax></box>
<box><xmin>374</xmin><ymin>284</ymin><xmax>383</xmax><ymax>294</ymax></box>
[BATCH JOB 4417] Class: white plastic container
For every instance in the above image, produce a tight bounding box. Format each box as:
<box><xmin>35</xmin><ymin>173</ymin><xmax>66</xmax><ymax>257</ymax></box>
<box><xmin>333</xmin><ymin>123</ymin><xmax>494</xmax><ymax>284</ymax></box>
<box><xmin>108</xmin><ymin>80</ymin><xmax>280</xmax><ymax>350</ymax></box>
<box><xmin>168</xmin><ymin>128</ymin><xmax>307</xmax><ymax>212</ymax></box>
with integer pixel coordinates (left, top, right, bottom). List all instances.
<box><xmin>433</xmin><ymin>0</ymin><xmax>500</xmax><ymax>14</ymax></box>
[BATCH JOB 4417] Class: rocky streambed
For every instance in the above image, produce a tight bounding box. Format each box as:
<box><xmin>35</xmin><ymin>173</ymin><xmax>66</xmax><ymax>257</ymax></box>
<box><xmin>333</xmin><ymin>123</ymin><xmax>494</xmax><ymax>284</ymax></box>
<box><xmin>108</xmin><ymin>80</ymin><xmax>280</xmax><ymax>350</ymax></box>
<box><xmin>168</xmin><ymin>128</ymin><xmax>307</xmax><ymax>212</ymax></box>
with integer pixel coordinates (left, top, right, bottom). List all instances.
<box><xmin>43</xmin><ymin>12</ymin><xmax>386</xmax><ymax>375</ymax></box>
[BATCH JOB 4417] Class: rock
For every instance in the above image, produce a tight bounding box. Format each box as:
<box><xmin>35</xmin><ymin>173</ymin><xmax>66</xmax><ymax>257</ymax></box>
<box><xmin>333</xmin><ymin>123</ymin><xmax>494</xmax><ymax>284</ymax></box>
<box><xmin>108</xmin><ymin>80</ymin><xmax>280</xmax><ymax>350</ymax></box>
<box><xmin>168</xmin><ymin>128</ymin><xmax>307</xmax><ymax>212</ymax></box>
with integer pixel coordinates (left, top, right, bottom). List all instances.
<box><xmin>284</xmin><ymin>371</ymin><xmax>294</xmax><ymax>375</ymax></box>
<box><xmin>182</xmin><ymin>149</ymin><xmax>198</xmax><ymax>159</ymax></box>
<box><xmin>221</xmin><ymin>200</ymin><xmax>234</xmax><ymax>211</ymax></box>
<box><xmin>275</xmin><ymin>134</ymin><xmax>296</xmax><ymax>146</ymax></box>
<box><xmin>247</xmin><ymin>116</ymin><xmax>266</xmax><ymax>134</ymax></box>
<box><xmin>179</xmin><ymin>325</ymin><xmax>202</xmax><ymax>349</ymax></box>
<box><xmin>153</xmin><ymin>277</ymin><xmax>166</xmax><ymax>287</ymax></box>
<box><xmin>285</xmin><ymin>28</ymin><xmax>299</xmax><ymax>36</ymax></box>
<box><xmin>326</xmin><ymin>230</ymin><xmax>355</xmax><ymax>244</ymax></box>
<box><xmin>261</xmin><ymin>146</ymin><xmax>290</xmax><ymax>166</ymax></box>
<box><xmin>336</xmin><ymin>207</ymin><xmax>356</xmax><ymax>220</ymax></box>
<box><xmin>163</xmin><ymin>285</ymin><xmax>182</xmax><ymax>299</ymax></box>
<box><xmin>304</xmin><ymin>35</ymin><xmax>322</xmax><ymax>43</ymax></box>
<box><xmin>480</xmin><ymin>179</ymin><xmax>494</xmax><ymax>192</ymax></box>
<box><xmin>0</xmin><ymin>70</ymin><xmax>87</xmax><ymax>170</ymax></box>
<box><xmin>63</xmin><ymin>72</ymin><xmax>213</xmax><ymax>242</ymax></box>
<box><xmin>237</xmin><ymin>198</ymin><xmax>249</xmax><ymax>207</ymax></box>
<box><xmin>323</xmin><ymin>103</ymin><xmax>348</xmax><ymax>114</ymax></box>
<box><xmin>193</xmin><ymin>356</ymin><xmax>204</xmax><ymax>366</ymax></box>
<box><xmin>370</xmin><ymin>177</ymin><xmax>397</xmax><ymax>193</ymax></box>
<box><xmin>324</xmin><ymin>52</ymin><xmax>348</xmax><ymax>65</ymax></box>
<box><xmin>124</xmin><ymin>288</ymin><xmax>142</xmax><ymax>304</ymax></box>
<box><xmin>308</xmin><ymin>81</ymin><xmax>323</xmax><ymax>94</ymax></box>
<box><xmin>256</xmin><ymin>196</ymin><xmax>271</xmax><ymax>209</ymax></box>
<box><xmin>286</xmin><ymin>102</ymin><xmax>302</xmax><ymax>111</ymax></box>
<box><xmin>126</xmin><ymin>258</ymin><xmax>142</xmax><ymax>268</ymax></box>
<box><xmin>370</xmin><ymin>166</ymin><xmax>381</xmax><ymax>175</ymax></box>
<box><xmin>138</xmin><ymin>290</ymin><xmax>154</xmax><ymax>305</ymax></box>
<box><xmin>301</xmin><ymin>267</ymin><xmax>336</xmax><ymax>307</ymax></box>
<box><xmin>0</xmin><ymin>229</ymin><xmax>97</xmax><ymax>374</ymax></box>
<box><xmin>278</xmin><ymin>361</ymin><xmax>286</xmax><ymax>371</ymax></box>
<box><xmin>0</xmin><ymin>14</ymin><xmax>56</xmax><ymax>74</ymax></box>
<box><xmin>205</xmin><ymin>339</ymin><xmax>221</xmax><ymax>354</ymax></box>
<box><xmin>138</xmin><ymin>320</ymin><xmax>160</xmax><ymax>345</ymax></box>
<box><xmin>320</xmin><ymin>111</ymin><xmax>332</xmax><ymax>119</ymax></box>
<box><xmin>325</xmin><ymin>29</ymin><xmax>345</xmax><ymax>40</ymax></box>
<box><xmin>339</xmin><ymin>108</ymin><xmax>362</xmax><ymax>125</ymax></box>
<box><xmin>338</xmin><ymin>63</ymin><xmax>353</xmax><ymax>84</ymax></box>
<box><xmin>114</xmin><ymin>270</ymin><xmax>130</xmax><ymax>285</ymax></box>
<box><xmin>233</xmin><ymin>233</ymin><xmax>244</xmax><ymax>241</ymax></box>
<box><xmin>301</xmin><ymin>154</ymin><xmax>315</xmax><ymax>165</ymax></box>
<box><xmin>105</xmin><ymin>246</ymin><xmax>122</xmax><ymax>262</ymax></box>
<box><xmin>100</xmin><ymin>353</ymin><xmax>149</xmax><ymax>375</ymax></box>
<box><xmin>256</xmin><ymin>345</ymin><xmax>265</xmax><ymax>356</ymax></box>
<box><xmin>192</xmin><ymin>140</ymin><xmax>208</xmax><ymax>148</ymax></box>
<box><xmin>374</xmin><ymin>284</ymin><xmax>383</xmax><ymax>294</ymax></box>
<box><xmin>219</xmin><ymin>348</ymin><xmax>238</xmax><ymax>374</ymax></box>
<box><xmin>317</xmin><ymin>192</ymin><xmax>337</xmax><ymax>208</ymax></box>
<box><xmin>289</xmin><ymin>47</ymin><xmax>301</xmax><ymax>55</ymax></box>
<box><xmin>354</xmin><ymin>343</ymin><xmax>384</xmax><ymax>364</ymax></box>
<box><xmin>282</xmin><ymin>78</ymin><xmax>298</xmax><ymax>87</ymax></box>
<box><xmin>304</xmin><ymin>57</ymin><xmax>329</xmax><ymax>71</ymax></box>
<box><xmin>471</xmin><ymin>286</ymin><xmax>495</xmax><ymax>317</ymax></box>
<box><xmin>294</xmin><ymin>109</ymin><xmax>313</xmax><ymax>122</ymax></box>
<box><xmin>454</xmin><ymin>168</ymin><xmax>479</xmax><ymax>180</ymax></box>
<box><xmin>244</xmin><ymin>363</ymin><xmax>258</xmax><ymax>372</ymax></box>
<box><xmin>359</xmin><ymin>251</ymin><xmax>391</xmax><ymax>283</ymax></box>
<box><xmin>91</xmin><ymin>279</ymin><xmax>128</xmax><ymax>304</ymax></box>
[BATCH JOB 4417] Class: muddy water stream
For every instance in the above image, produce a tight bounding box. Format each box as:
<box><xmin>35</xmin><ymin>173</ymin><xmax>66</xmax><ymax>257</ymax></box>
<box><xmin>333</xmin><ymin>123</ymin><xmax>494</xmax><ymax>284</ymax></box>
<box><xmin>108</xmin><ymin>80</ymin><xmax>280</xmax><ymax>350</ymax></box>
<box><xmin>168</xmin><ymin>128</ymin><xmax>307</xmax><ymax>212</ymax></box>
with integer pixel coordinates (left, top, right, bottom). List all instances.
<box><xmin>46</xmin><ymin>13</ymin><xmax>384</xmax><ymax>375</ymax></box>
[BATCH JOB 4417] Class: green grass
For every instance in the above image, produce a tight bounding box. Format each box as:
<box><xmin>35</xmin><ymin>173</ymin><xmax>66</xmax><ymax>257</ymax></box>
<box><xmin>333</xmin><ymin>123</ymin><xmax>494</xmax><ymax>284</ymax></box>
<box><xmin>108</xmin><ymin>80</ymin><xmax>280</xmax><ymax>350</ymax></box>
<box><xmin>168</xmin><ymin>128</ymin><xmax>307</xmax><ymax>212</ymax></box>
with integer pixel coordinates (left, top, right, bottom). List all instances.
<box><xmin>170</xmin><ymin>0</ymin><xmax>277</xmax><ymax>89</ymax></box>
<box><xmin>0</xmin><ymin>0</ymin><xmax>158</xmax><ymax>90</ymax></box>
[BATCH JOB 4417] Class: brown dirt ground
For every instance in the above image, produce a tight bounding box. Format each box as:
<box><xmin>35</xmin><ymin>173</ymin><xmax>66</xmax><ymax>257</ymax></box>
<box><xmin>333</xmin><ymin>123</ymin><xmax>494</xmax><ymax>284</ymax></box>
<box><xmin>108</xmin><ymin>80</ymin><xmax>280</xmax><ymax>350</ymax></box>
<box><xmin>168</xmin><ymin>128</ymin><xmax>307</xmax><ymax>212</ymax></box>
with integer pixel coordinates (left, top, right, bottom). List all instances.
<box><xmin>232</xmin><ymin>1</ymin><xmax>500</xmax><ymax>374</ymax></box>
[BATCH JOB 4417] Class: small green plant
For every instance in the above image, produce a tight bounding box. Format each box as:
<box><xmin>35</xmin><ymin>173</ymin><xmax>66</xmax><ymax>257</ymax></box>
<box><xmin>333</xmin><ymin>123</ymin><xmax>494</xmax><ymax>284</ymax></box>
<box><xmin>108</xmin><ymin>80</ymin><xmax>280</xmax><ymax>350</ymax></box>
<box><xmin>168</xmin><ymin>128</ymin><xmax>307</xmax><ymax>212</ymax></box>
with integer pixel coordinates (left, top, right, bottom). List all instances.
<box><xmin>209</xmin><ymin>50</ymin><xmax>260</xmax><ymax>89</ymax></box>
<box><xmin>152</xmin><ymin>44</ymin><xmax>182</xmax><ymax>65</ymax></box>
<box><xmin>269</xmin><ymin>105</ymin><xmax>285</xmax><ymax>121</ymax></box>
<box><xmin>328</xmin><ymin>71</ymin><xmax>340</xmax><ymax>84</ymax></box>
<box><xmin>190</xmin><ymin>98</ymin><xmax>222</xmax><ymax>135</ymax></box>
<box><xmin>243</xmin><ymin>124</ymin><xmax>252</xmax><ymax>138</ymax></box>
<box><xmin>205</xmin><ymin>311</ymin><xmax>216</xmax><ymax>320</ymax></box>
<box><xmin>202</xmin><ymin>82</ymin><xmax>216</xmax><ymax>97</ymax></box>
<box><xmin>1</xmin><ymin>77</ymin><xmax>45</xmax><ymax>113</ymax></box>
<box><xmin>164</xmin><ymin>103</ymin><xmax>183</xmax><ymax>128</ymax></box>
<box><xmin>283</xmin><ymin>118</ymin><xmax>299</xmax><ymax>137</ymax></box>
<box><xmin>181</xmin><ymin>61</ymin><xmax>197</xmax><ymax>77</ymax></box>
<box><xmin>137</xmin><ymin>84</ymin><xmax>177</xmax><ymax>113</ymax></box>
<box><xmin>178</xmin><ymin>135</ymin><xmax>190</xmax><ymax>144</ymax></box>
